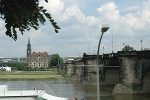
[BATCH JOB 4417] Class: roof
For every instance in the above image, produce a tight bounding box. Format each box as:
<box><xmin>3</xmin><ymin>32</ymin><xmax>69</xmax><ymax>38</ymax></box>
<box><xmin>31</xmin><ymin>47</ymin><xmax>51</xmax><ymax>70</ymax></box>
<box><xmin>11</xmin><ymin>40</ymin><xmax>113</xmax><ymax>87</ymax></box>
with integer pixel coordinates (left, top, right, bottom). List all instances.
<box><xmin>28</xmin><ymin>52</ymin><xmax>50</xmax><ymax>58</ymax></box>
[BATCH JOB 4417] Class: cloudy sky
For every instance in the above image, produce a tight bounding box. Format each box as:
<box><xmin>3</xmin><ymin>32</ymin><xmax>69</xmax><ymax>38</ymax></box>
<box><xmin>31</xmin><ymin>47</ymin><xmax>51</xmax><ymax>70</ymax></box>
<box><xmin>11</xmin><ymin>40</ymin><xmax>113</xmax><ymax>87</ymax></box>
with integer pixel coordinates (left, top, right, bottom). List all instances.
<box><xmin>0</xmin><ymin>0</ymin><xmax>150</xmax><ymax>58</ymax></box>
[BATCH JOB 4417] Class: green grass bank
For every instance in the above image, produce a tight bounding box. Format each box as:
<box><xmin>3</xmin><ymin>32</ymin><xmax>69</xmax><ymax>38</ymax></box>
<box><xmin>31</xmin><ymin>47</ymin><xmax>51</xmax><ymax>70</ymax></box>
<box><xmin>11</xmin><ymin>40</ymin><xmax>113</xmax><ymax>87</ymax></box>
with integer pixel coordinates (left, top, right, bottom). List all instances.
<box><xmin>0</xmin><ymin>71</ymin><xmax>64</xmax><ymax>80</ymax></box>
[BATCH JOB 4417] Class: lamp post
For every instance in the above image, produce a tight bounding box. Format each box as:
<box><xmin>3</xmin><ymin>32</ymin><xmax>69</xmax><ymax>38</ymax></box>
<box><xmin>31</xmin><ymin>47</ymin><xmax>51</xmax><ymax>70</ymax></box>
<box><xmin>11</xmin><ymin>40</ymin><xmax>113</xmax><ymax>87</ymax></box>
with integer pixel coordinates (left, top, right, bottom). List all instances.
<box><xmin>96</xmin><ymin>24</ymin><xmax>109</xmax><ymax>100</ymax></box>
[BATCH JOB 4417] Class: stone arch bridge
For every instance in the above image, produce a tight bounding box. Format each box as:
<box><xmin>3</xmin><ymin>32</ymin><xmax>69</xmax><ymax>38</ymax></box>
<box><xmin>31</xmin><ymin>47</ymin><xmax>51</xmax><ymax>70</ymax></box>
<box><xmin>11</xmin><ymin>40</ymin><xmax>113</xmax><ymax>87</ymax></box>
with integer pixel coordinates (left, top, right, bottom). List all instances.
<box><xmin>59</xmin><ymin>51</ymin><xmax>150</xmax><ymax>94</ymax></box>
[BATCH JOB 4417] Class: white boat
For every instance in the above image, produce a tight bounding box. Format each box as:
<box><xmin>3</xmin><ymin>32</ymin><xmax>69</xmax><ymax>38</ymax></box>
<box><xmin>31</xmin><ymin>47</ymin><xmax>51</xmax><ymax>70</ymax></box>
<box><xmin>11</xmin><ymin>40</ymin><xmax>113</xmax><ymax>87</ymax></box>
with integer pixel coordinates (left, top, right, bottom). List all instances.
<box><xmin>0</xmin><ymin>83</ymin><xmax>69</xmax><ymax>100</ymax></box>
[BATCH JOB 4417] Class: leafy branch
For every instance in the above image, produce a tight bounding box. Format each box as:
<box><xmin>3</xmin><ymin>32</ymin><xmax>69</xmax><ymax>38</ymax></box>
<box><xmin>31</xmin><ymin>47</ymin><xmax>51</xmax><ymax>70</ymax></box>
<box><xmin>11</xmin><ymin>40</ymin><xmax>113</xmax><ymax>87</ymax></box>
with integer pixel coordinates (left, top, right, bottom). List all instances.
<box><xmin>0</xmin><ymin>0</ymin><xmax>60</xmax><ymax>40</ymax></box>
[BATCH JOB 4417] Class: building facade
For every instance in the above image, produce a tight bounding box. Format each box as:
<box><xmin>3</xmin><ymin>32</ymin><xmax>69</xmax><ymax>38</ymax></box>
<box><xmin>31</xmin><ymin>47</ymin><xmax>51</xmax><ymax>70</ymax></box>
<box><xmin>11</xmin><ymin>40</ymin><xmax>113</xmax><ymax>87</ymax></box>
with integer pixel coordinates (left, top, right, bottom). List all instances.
<box><xmin>0</xmin><ymin>57</ymin><xmax>26</xmax><ymax>63</ymax></box>
<box><xmin>28</xmin><ymin>52</ymin><xmax>51</xmax><ymax>68</ymax></box>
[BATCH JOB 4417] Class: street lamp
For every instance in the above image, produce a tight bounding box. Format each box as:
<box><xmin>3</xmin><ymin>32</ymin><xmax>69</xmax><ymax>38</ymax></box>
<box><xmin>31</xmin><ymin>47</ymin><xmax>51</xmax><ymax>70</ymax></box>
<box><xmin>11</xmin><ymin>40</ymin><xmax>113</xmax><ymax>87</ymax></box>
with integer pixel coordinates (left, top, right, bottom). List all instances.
<box><xmin>96</xmin><ymin>24</ymin><xmax>109</xmax><ymax>100</ymax></box>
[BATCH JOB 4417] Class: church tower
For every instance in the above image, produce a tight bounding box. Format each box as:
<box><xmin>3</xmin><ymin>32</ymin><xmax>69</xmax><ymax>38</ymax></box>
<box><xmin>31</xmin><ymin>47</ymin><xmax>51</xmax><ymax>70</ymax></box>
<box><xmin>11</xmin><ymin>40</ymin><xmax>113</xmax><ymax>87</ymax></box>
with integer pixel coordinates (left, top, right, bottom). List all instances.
<box><xmin>27</xmin><ymin>38</ymin><xmax>31</xmax><ymax>57</ymax></box>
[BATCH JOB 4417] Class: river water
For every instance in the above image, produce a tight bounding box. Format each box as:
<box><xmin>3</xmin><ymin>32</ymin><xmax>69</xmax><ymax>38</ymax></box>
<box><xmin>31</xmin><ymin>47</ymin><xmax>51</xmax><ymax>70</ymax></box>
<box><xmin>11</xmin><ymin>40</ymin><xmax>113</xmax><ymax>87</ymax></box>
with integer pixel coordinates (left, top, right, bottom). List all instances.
<box><xmin>0</xmin><ymin>79</ymin><xmax>150</xmax><ymax>100</ymax></box>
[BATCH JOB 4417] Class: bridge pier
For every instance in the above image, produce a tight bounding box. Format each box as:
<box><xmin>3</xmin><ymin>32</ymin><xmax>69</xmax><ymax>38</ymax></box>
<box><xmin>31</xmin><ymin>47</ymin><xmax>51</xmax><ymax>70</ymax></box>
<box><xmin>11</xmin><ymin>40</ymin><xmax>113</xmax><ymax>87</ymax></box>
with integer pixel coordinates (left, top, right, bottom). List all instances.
<box><xmin>83</xmin><ymin>53</ymin><xmax>98</xmax><ymax>83</ymax></box>
<box><xmin>83</xmin><ymin>53</ymin><xmax>119</xmax><ymax>84</ymax></box>
<box><xmin>113</xmin><ymin>51</ymin><xmax>150</xmax><ymax>94</ymax></box>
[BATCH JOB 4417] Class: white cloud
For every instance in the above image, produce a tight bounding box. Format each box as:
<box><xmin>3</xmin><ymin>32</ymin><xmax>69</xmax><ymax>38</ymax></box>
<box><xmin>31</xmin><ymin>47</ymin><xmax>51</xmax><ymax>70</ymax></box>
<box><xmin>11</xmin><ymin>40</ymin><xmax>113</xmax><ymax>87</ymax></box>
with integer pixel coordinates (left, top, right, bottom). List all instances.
<box><xmin>60</xmin><ymin>5</ymin><xmax>85</xmax><ymax>21</ymax></box>
<box><xmin>60</xmin><ymin>4</ymin><xmax>100</xmax><ymax>25</ymax></box>
<box><xmin>39</xmin><ymin>0</ymin><xmax>64</xmax><ymax>17</ymax></box>
<box><xmin>125</xmin><ymin>0</ymin><xmax>150</xmax><ymax>32</ymax></box>
<box><xmin>97</xmin><ymin>2</ymin><xmax>120</xmax><ymax>21</ymax></box>
<box><xmin>0</xmin><ymin>20</ymin><xmax>4</xmax><ymax>27</ymax></box>
<box><xmin>95</xmin><ymin>0</ymin><xmax>150</xmax><ymax>37</ymax></box>
<box><xmin>84</xmin><ymin>16</ymin><xmax>100</xmax><ymax>26</ymax></box>
<box><xmin>126</xmin><ymin>13</ymin><xmax>146</xmax><ymax>31</ymax></box>
<box><xmin>121</xmin><ymin>6</ymin><xmax>140</xmax><ymax>12</ymax></box>
<box><xmin>0</xmin><ymin>29</ymin><xmax>5</xmax><ymax>36</ymax></box>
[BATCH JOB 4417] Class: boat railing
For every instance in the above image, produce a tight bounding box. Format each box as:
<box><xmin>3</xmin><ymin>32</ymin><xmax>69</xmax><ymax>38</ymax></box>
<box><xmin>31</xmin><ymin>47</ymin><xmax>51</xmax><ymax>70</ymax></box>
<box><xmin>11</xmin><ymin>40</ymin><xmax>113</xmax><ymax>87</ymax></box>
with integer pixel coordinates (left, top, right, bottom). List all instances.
<box><xmin>37</xmin><ymin>90</ymin><xmax>45</xmax><ymax>97</ymax></box>
<box><xmin>0</xmin><ymin>83</ymin><xmax>57</xmax><ymax>97</ymax></box>
<box><xmin>34</xmin><ymin>83</ymin><xmax>56</xmax><ymax>96</ymax></box>
<box><xmin>0</xmin><ymin>87</ymin><xmax>40</xmax><ymax>97</ymax></box>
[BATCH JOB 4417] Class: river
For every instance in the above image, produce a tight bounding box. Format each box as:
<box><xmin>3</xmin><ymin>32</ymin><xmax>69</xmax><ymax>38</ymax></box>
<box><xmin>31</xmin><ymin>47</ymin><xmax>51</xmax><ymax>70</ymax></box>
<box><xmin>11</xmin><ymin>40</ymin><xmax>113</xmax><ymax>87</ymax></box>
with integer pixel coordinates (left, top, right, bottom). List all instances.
<box><xmin>0</xmin><ymin>79</ymin><xmax>150</xmax><ymax>100</ymax></box>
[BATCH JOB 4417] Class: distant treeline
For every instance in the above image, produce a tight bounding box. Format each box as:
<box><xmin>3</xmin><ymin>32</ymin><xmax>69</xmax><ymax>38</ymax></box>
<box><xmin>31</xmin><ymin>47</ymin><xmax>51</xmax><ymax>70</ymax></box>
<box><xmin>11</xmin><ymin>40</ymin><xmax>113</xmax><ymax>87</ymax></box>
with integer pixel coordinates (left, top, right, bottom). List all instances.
<box><xmin>1</xmin><ymin>62</ymin><xmax>50</xmax><ymax>71</ymax></box>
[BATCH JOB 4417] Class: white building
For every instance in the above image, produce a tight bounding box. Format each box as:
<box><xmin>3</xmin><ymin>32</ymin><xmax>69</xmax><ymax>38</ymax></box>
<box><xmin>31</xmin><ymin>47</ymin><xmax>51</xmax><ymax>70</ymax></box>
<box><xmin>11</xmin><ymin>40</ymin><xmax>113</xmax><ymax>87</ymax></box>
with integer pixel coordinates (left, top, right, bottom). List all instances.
<box><xmin>0</xmin><ymin>66</ymin><xmax>11</xmax><ymax>71</ymax></box>
<box><xmin>0</xmin><ymin>57</ymin><xmax>26</xmax><ymax>63</ymax></box>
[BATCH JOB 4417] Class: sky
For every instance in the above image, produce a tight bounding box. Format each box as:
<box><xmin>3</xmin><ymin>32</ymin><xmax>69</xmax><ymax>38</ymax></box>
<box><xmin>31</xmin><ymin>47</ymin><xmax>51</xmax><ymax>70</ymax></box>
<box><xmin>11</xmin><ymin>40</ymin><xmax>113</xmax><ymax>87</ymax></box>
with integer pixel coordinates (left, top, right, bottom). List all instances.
<box><xmin>0</xmin><ymin>0</ymin><xmax>150</xmax><ymax>58</ymax></box>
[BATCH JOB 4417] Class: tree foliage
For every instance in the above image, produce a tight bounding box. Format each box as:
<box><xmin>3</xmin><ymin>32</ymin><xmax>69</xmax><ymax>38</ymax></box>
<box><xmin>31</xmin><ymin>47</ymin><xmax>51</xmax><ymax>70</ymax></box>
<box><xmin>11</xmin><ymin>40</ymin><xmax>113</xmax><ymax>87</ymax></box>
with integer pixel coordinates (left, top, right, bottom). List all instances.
<box><xmin>1</xmin><ymin>62</ymin><xmax>47</xmax><ymax>71</ymax></box>
<box><xmin>49</xmin><ymin>54</ymin><xmax>63</xmax><ymax>68</ymax></box>
<box><xmin>0</xmin><ymin>0</ymin><xmax>60</xmax><ymax>40</ymax></box>
<box><xmin>122</xmin><ymin>45</ymin><xmax>134</xmax><ymax>51</ymax></box>
<box><xmin>1</xmin><ymin>62</ymin><xmax>28</xmax><ymax>71</ymax></box>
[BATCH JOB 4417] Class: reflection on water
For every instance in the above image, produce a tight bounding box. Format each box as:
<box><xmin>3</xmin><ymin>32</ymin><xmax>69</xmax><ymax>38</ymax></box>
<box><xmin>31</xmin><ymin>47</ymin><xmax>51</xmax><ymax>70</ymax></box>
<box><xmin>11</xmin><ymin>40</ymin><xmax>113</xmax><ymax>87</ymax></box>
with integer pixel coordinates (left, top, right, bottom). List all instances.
<box><xmin>0</xmin><ymin>80</ymin><xmax>150</xmax><ymax>100</ymax></box>
<box><xmin>113</xmin><ymin>94</ymin><xmax>150</xmax><ymax>100</ymax></box>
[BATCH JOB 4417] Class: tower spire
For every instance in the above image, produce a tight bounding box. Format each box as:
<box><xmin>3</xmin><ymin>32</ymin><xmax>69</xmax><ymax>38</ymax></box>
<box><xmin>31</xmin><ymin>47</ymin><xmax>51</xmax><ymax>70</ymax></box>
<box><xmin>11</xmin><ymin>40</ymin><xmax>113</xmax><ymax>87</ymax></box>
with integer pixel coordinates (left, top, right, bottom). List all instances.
<box><xmin>27</xmin><ymin>37</ymin><xmax>31</xmax><ymax>57</ymax></box>
<box><xmin>28</xmin><ymin>37</ymin><xmax>30</xmax><ymax>44</ymax></box>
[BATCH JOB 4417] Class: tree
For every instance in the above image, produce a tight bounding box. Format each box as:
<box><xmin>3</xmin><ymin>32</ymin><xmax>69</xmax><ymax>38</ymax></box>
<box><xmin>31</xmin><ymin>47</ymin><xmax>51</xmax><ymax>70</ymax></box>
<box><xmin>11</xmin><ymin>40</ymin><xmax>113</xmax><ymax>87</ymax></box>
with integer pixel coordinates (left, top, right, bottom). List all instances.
<box><xmin>2</xmin><ymin>62</ymin><xmax>27</xmax><ymax>71</ymax></box>
<box><xmin>0</xmin><ymin>0</ymin><xmax>60</xmax><ymax>40</ymax></box>
<box><xmin>122</xmin><ymin>45</ymin><xmax>134</xmax><ymax>51</ymax></box>
<box><xmin>49</xmin><ymin>54</ymin><xmax>63</xmax><ymax>68</ymax></box>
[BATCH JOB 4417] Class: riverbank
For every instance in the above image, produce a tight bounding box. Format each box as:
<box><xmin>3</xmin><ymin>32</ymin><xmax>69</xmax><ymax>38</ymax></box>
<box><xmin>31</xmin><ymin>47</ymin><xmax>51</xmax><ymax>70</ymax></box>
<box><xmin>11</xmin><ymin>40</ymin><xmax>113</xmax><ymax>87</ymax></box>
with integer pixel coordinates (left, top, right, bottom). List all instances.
<box><xmin>0</xmin><ymin>71</ymin><xmax>65</xmax><ymax>80</ymax></box>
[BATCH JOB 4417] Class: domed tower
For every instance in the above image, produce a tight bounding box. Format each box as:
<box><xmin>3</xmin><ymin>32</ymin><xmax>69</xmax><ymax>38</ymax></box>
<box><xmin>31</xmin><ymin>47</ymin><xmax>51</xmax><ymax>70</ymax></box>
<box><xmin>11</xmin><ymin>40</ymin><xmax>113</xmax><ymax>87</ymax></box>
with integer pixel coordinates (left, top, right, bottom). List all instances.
<box><xmin>27</xmin><ymin>38</ymin><xmax>31</xmax><ymax>57</ymax></box>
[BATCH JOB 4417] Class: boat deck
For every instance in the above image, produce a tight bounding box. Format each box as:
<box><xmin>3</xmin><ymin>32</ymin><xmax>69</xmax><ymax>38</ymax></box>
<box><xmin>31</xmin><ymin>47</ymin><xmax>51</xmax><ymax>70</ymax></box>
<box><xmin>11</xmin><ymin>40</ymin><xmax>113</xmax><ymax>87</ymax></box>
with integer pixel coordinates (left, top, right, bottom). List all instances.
<box><xmin>0</xmin><ymin>85</ymin><xmax>43</xmax><ymax>97</ymax></box>
<box><xmin>0</xmin><ymin>85</ymin><xmax>69</xmax><ymax>100</ymax></box>
<box><xmin>0</xmin><ymin>90</ymin><xmax>43</xmax><ymax>97</ymax></box>
<box><xmin>0</xmin><ymin>97</ymin><xmax>38</xmax><ymax>100</ymax></box>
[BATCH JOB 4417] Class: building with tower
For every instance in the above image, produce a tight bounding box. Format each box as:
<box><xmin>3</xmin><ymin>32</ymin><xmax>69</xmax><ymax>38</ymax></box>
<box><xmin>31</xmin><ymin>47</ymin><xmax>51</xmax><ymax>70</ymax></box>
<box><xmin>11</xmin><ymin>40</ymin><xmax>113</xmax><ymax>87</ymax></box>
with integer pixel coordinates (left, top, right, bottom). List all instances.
<box><xmin>27</xmin><ymin>38</ymin><xmax>31</xmax><ymax>57</ymax></box>
<box><xmin>26</xmin><ymin>38</ymin><xmax>51</xmax><ymax>68</ymax></box>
